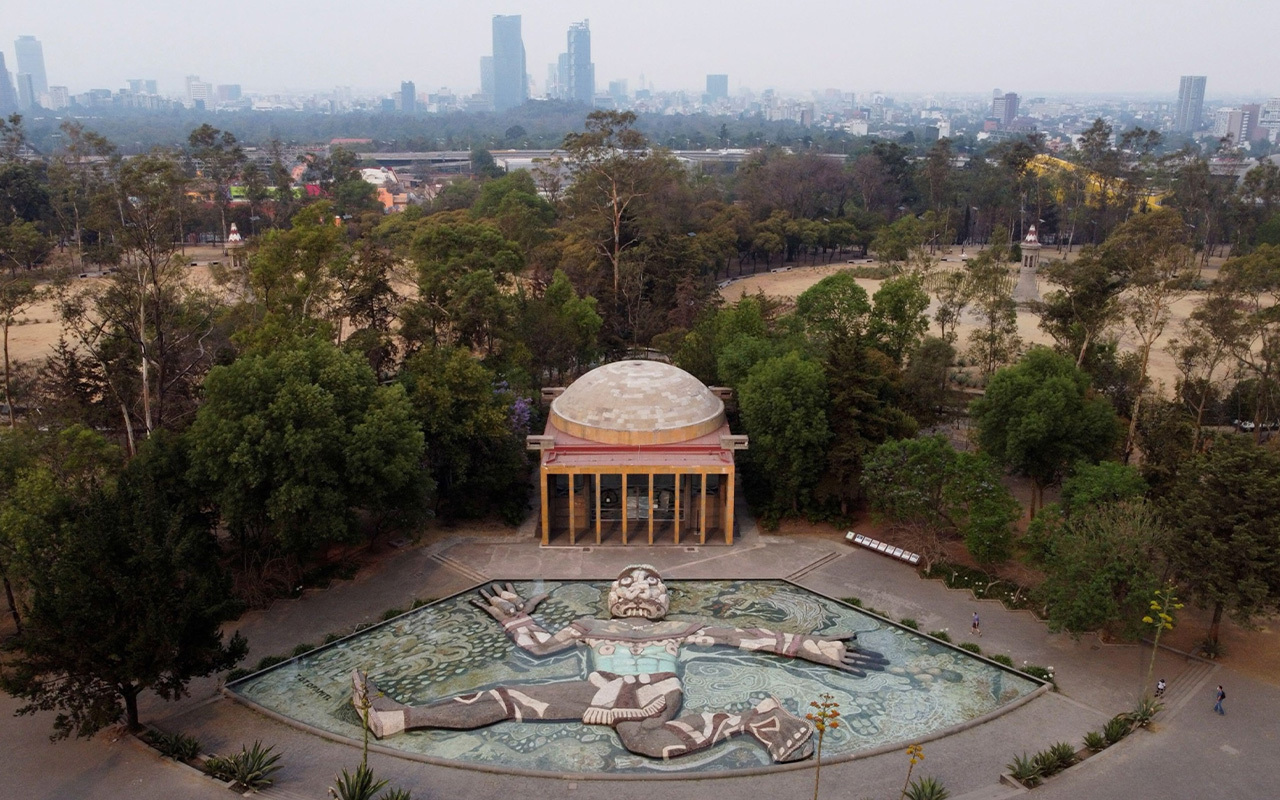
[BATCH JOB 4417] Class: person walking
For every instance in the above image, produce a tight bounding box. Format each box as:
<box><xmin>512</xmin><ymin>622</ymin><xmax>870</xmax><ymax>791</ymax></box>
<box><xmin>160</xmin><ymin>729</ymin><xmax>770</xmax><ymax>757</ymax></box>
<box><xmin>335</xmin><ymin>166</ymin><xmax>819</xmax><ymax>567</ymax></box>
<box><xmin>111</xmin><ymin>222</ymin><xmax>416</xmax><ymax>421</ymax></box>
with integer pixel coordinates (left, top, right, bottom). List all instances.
<box><xmin>1155</xmin><ymin>678</ymin><xmax>1166</xmax><ymax>698</ymax></box>
<box><xmin>1214</xmin><ymin>685</ymin><xmax>1226</xmax><ymax>715</ymax></box>
<box><xmin>971</xmin><ymin>611</ymin><xmax>981</xmax><ymax>637</ymax></box>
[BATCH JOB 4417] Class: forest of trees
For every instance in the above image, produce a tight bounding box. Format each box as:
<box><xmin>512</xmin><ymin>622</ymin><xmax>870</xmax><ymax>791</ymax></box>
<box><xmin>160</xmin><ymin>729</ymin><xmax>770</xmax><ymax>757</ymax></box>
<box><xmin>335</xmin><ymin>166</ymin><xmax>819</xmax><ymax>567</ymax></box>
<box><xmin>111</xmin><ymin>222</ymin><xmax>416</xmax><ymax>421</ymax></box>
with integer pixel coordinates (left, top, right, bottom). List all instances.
<box><xmin>1</xmin><ymin>107</ymin><xmax>1279</xmax><ymax>738</ymax></box>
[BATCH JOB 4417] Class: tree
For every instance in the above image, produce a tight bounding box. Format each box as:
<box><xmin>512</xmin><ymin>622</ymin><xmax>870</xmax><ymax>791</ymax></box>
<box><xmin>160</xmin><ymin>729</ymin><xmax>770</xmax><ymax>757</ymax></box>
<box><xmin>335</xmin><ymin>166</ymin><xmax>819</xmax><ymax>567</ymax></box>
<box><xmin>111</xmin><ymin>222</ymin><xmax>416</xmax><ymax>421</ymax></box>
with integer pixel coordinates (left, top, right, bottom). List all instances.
<box><xmin>0</xmin><ymin>274</ymin><xmax>39</xmax><ymax>426</ymax></box>
<box><xmin>185</xmin><ymin>337</ymin><xmax>426</xmax><ymax>569</ymax></box>
<box><xmin>517</xmin><ymin>269</ymin><xmax>601</xmax><ymax>386</ymax></box>
<box><xmin>187</xmin><ymin>124</ymin><xmax>245</xmax><ymax>249</ymax></box>
<box><xmin>970</xmin><ymin>347</ymin><xmax>1122</xmax><ymax>514</ymax></box>
<box><xmin>1059</xmin><ymin>460</ymin><xmax>1147</xmax><ymax>517</ymax></box>
<box><xmin>869</xmin><ymin>273</ymin><xmax>930</xmax><ymax>366</ymax></box>
<box><xmin>863</xmin><ymin>434</ymin><xmax>1020</xmax><ymax>565</ymax></box>
<box><xmin>966</xmin><ymin>249</ymin><xmax>1021</xmax><ymax>379</ymax></box>
<box><xmin>1034</xmin><ymin>247</ymin><xmax>1125</xmax><ymax>366</ymax></box>
<box><xmin>1105</xmin><ymin>210</ymin><xmax>1195</xmax><ymax>462</ymax></box>
<box><xmin>794</xmin><ymin>271</ymin><xmax>871</xmax><ymax>348</ymax></box>
<box><xmin>0</xmin><ymin>434</ymin><xmax>247</xmax><ymax>738</ymax></box>
<box><xmin>1167</xmin><ymin>288</ymin><xmax>1237</xmax><ymax>450</ymax></box>
<box><xmin>1164</xmin><ymin>436</ymin><xmax>1280</xmax><ymax>645</ymax></box>
<box><xmin>1036</xmin><ymin>499</ymin><xmax>1170</xmax><ymax>638</ymax></box>
<box><xmin>739</xmin><ymin>352</ymin><xmax>830</xmax><ymax>516</ymax></box>
<box><xmin>1218</xmin><ymin>245</ymin><xmax>1280</xmax><ymax>443</ymax></box>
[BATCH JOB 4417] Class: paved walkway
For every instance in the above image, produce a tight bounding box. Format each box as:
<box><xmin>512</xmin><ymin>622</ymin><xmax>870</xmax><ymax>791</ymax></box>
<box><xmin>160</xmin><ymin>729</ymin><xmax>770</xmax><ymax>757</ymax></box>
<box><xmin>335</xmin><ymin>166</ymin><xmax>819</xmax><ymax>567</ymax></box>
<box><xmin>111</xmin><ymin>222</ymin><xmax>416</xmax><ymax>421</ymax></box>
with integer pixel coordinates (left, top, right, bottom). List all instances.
<box><xmin>3</xmin><ymin>506</ymin><xmax>1274</xmax><ymax>799</ymax></box>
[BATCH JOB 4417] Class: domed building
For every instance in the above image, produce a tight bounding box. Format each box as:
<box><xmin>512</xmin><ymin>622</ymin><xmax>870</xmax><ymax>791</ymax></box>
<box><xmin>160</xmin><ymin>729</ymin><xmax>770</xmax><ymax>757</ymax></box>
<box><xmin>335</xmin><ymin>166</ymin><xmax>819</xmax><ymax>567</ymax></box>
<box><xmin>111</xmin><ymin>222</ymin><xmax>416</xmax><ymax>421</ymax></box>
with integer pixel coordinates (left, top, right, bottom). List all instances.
<box><xmin>527</xmin><ymin>360</ymin><xmax>748</xmax><ymax>546</ymax></box>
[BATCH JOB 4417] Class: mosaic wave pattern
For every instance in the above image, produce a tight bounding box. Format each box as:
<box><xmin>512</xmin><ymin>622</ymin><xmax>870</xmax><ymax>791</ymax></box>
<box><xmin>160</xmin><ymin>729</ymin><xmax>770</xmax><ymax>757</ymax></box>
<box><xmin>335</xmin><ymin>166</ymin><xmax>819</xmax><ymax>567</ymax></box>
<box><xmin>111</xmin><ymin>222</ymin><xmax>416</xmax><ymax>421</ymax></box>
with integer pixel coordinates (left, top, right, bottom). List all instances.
<box><xmin>231</xmin><ymin>580</ymin><xmax>1038</xmax><ymax>774</ymax></box>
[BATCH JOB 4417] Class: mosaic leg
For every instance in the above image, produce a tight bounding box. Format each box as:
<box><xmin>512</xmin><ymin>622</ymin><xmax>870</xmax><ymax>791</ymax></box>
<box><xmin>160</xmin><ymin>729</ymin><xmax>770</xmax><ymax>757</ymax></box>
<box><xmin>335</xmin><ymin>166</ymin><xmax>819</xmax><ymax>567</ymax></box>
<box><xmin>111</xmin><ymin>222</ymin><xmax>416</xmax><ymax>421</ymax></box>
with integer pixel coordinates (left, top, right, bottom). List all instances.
<box><xmin>352</xmin><ymin>670</ymin><xmax>595</xmax><ymax>739</ymax></box>
<box><xmin>615</xmin><ymin>695</ymin><xmax>814</xmax><ymax>763</ymax></box>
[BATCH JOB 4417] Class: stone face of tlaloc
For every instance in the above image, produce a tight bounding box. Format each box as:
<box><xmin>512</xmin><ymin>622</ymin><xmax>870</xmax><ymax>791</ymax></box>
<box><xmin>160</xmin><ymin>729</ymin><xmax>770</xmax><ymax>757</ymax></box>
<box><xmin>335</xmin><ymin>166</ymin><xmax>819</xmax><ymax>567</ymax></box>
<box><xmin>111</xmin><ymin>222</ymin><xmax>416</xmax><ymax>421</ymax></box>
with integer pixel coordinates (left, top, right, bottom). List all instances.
<box><xmin>354</xmin><ymin>565</ymin><xmax>888</xmax><ymax>762</ymax></box>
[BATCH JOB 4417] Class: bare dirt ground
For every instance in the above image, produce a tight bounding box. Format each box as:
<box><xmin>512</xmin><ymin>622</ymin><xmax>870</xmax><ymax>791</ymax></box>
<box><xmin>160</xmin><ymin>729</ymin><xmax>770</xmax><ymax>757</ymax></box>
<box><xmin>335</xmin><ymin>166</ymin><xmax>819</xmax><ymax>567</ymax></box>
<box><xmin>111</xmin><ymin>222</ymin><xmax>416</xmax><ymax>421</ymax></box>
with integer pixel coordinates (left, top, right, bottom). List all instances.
<box><xmin>724</xmin><ymin>246</ymin><xmax>1229</xmax><ymax>397</ymax></box>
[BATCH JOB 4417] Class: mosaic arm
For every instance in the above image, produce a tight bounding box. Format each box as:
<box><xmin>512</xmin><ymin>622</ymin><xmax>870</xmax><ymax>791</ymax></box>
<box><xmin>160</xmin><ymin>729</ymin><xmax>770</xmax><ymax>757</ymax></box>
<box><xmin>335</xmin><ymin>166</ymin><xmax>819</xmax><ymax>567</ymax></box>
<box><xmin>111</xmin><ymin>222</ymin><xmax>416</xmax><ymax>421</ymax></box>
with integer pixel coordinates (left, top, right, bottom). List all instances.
<box><xmin>687</xmin><ymin>625</ymin><xmax>886</xmax><ymax>674</ymax></box>
<box><xmin>471</xmin><ymin>583</ymin><xmax>585</xmax><ymax>656</ymax></box>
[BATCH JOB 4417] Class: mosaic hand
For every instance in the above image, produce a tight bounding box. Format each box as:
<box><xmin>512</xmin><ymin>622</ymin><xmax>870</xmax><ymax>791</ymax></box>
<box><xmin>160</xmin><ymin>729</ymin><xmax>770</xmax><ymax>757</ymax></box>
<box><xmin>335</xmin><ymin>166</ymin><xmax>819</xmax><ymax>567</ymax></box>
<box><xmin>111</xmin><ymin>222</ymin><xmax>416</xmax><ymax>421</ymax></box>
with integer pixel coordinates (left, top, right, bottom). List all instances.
<box><xmin>472</xmin><ymin>582</ymin><xmax>549</xmax><ymax>622</ymax></box>
<box><xmin>802</xmin><ymin>633</ymin><xmax>888</xmax><ymax>675</ymax></box>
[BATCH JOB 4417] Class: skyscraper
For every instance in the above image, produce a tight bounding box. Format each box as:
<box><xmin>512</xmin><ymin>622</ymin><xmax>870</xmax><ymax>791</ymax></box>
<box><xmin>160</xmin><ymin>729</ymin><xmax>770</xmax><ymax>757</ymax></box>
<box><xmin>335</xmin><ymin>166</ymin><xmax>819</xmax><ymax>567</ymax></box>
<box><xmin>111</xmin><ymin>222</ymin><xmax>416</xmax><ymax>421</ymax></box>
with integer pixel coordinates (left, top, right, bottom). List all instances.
<box><xmin>0</xmin><ymin>54</ymin><xmax>18</xmax><ymax>114</ymax></box>
<box><xmin>401</xmin><ymin>81</ymin><xmax>416</xmax><ymax>113</ymax></box>
<box><xmin>480</xmin><ymin>56</ymin><xmax>494</xmax><ymax>102</ymax></box>
<box><xmin>991</xmin><ymin>91</ymin><xmax>1019</xmax><ymax>127</ymax></box>
<box><xmin>492</xmin><ymin>15</ymin><xmax>527</xmax><ymax>113</ymax></box>
<box><xmin>706</xmin><ymin>74</ymin><xmax>729</xmax><ymax>101</ymax></box>
<box><xmin>566</xmin><ymin>20</ymin><xmax>594</xmax><ymax>106</ymax></box>
<box><xmin>16</xmin><ymin>74</ymin><xmax>35</xmax><ymax>109</ymax></box>
<box><xmin>1175</xmin><ymin>76</ymin><xmax>1207</xmax><ymax>133</ymax></box>
<box><xmin>14</xmin><ymin>36</ymin><xmax>47</xmax><ymax>98</ymax></box>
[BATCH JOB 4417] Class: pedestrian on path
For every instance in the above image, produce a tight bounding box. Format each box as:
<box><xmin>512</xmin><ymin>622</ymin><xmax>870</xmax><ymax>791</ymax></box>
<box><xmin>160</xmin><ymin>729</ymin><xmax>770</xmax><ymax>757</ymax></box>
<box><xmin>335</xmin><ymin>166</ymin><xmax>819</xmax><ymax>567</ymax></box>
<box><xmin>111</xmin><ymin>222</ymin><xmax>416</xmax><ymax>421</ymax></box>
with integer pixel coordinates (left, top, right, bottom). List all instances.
<box><xmin>1214</xmin><ymin>685</ymin><xmax>1226</xmax><ymax>715</ymax></box>
<box><xmin>971</xmin><ymin>611</ymin><xmax>981</xmax><ymax>637</ymax></box>
<box><xmin>1155</xmin><ymin>678</ymin><xmax>1166</xmax><ymax>698</ymax></box>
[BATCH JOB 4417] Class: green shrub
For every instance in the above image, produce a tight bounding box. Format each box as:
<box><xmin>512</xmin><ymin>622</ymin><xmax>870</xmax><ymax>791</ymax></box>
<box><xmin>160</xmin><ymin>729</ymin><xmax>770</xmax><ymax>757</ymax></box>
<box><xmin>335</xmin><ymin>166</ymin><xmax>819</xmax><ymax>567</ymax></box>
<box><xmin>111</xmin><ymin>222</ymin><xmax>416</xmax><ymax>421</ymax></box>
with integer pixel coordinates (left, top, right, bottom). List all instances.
<box><xmin>380</xmin><ymin>607</ymin><xmax>406</xmax><ymax>621</ymax></box>
<box><xmin>841</xmin><ymin>597</ymin><xmax>864</xmax><ymax>608</ymax></box>
<box><xmin>1047</xmin><ymin>741</ymin><xmax>1077</xmax><ymax>771</ymax></box>
<box><xmin>1032</xmin><ymin>748</ymin><xmax>1059</xmax><ymax>778</ymax></box>
<box><xmin>958</xmin><ymin>642</ymin><xmax>982</xmax><ymax>655</ymax></box>
<box><xmin>904</xmin><ymin>775</ymin><xmax>950</xmax><ymax>800</ymax></box>
<box><xmin>1083</xmin><ymin>730</ymin><xmax>1107</xmax><ymax>752</ymax></box>
<box><xmin>928</xmin><ymin>630</ymin><xmax>952</xmax><ymax>642</ymax></box>
<box><xmin>205</xmin><ymin>741</ymin><xmax>282</xmax><ymax>791</ymax></box>
<box><xmin>1198</xmin><ymin>638</ymin><xmax>1224</xmax><ymax>659</ymax></box>
<box><xmin>381</xmin><ymin>790</ymin><xmax>414</xmax><ymax>800</ymax></box>
<box><xmin>225</xmin><ymin>668</ymin><xmax>250</xmax><ymax>683</ymax></box>
<box><xmin>323</xmin><ymin>632</ymin><xmax>343</xmax><ymax>644</ymax></box>
<box><xmin>1103</xmin><ymin>715</ymin><xmax>1131</xmax><ymax>745</ymax></box>
<box><xmin>254</xmin><ymin>655</ymin><xmax>286</xmax><ymax>672</ymax></box>
<box><xmin>146</xmin><ymin>730</ymin><xmax>202</xmax><ymax>761</ymax></box>
<box><xmin>411</xmin><ymin>597</ymin><xmax>436</xmax><ymax>609</ymax></box>
<box><xmin>1006</xmin><ymin>752</ymin><xmax>1041</xmax><ymax>787</ymax></box>
<box><xmin>1022</xmin><ymin>664</ymin><xmax>1055</xmax><ymax>685</ymax></box>
<box><xmin>900</xmin><ymin>618</ymin><xmax>919</xmax><ymax>630</ymax></box>
<box><xmin>864</xmin><ymin>606</ymin><xmax>888</xmax><ymax>618</ymax></box>
<box><xmin>291</xmin><ymin>643</ymin><xmax>315</xmax><ymax>658</ymax></box>
<box><xmin>990</xmin><ymin>654</ymin><xmax>1015</xmax><ymax>667</ymax></box>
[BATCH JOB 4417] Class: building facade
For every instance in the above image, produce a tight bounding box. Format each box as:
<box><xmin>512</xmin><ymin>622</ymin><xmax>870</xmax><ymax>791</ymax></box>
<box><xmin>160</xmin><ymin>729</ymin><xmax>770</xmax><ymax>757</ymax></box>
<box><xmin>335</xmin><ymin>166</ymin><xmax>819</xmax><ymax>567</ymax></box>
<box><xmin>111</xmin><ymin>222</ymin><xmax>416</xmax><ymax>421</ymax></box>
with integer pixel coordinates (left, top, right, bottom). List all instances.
<box><xmin>527</xmin><ymin>361</ymin><xmax>747</xmax><ymax>546</ymax></box>
<box><xmin>567</xmin><ymin>20</ymin><xmax>594</xmax><ymax>106</ymax></box>
<box><xmin>492</xmin><ymin>14</ymin><xmax>527</xmax><ymax>112</ymax></box>
<box><xmin>14</xmin><ymin>36</ymin><xmax>47</xmax><ymax>99</ymax></box>
<box><xmin>400</xmin><ymin>81</ymin><xmax>416</xmax><ymax>113</ymax></box>
<box><xmin>1175</xmin><ymin>76</ymin><xmax>1207</xmax><ymax>133</ymax></box>
<box><xmin>706</xmin><ymin>74</ymin><xmax>729</xmax><ymax>102</ymax></box>
<box><xmin>0</xmin><ymin>54</ymin><xmax>18</xmax><ymax>114</ymax></box>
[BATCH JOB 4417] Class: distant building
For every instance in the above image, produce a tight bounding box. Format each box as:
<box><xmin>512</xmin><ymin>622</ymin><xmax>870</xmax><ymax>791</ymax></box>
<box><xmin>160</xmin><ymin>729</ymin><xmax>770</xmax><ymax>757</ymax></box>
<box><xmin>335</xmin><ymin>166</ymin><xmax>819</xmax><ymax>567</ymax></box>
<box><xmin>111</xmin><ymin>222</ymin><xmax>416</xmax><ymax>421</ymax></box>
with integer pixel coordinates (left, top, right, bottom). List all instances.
<box><xmin>0</xmin><ymin>54</ymin><xmax>18</xmax><ymax>114</ymax></box>
<box><xmin>492</xmin><ymin>14</ymin><xmax>528</xmax><ymax>112</ymax></box>
<box><xmin>480</xmin><ymin>55</ymin><xmax>494</xmax><ymax>103</ymax></box>
<box><xmin>1175</xmin><ymin>76</ymin><xmax>1206</xmax><ymax>133</ymax></box>
<box><xmin>1260</xmin><ymin>98</ymin><xmax>1280</xmax><ymax>142</ymax></box>
<box><xmin>706</xmin><ymin>74</ymin><xmax>728</xmax><ymax>101</ymax></box>
<box><xmin>14</xmin><ymin>36</ymin><xmax>48</xmax><ymax>99</ymax></box>
<box><xmin>186</xmin><ymin>75</ymin><xmax>212</xmax><ymax>107</ymax></box>
<box><xmin>567</xmin><ymin>20</ymin><xmax>594</xmax><ymax>106</ymax></box>
<box><xmin>16</xmin><ymin>74</ymin><xmax>36</xmax><ymax>109</ymax></box>
<box><xmin>47</xmin><ymin>85</ymin><xmax>69</xmax><ymax>110</ymax></box>
<box><xmin>608</xmin><ymin>79</ymin><xmax>628</xmax><ymax>105</ymax></box>
<box><xmin>1240</xmin><ymin>103</ymin><xmax>1266</xmax><ymax>143</ymax></box>
<box><xmin>216</xmin><ymin>84</ymin><xmax>242</xmax><ymax>104</ymax></box>
<box><xmin>992</xmin><ymin>90</ymin><xmax>1019</xmax><ymax>127</ymax></box>
<box><xmin>400</xmin><ymin>80</ymin><xmax>416</xmax><ymax>113</ymax></box>
<box><xmin>1213</xmin><ymin>107</ymin><xmax>1245</xmax><ymax>145</ymax></box>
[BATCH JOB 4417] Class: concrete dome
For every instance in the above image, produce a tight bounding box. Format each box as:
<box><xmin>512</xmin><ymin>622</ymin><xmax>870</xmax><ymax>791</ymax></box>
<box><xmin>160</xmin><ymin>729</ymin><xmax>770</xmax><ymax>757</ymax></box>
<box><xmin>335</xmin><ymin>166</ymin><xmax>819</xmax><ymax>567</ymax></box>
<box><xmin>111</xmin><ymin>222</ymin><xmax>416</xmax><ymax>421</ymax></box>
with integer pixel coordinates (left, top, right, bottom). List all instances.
<box><xmin>550</xmin><ymin>360</ymin><xmax>726</xmax><ymax>445</ymax></box>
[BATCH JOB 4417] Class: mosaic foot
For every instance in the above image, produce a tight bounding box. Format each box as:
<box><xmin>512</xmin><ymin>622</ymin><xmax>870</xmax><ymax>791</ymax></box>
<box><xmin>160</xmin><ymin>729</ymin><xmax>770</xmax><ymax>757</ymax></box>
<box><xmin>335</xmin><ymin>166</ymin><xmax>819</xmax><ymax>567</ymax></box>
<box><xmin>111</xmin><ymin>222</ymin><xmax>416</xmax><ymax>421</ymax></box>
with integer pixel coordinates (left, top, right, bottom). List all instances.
<box><xmin>351</xmin><ymin>670</ymin><xmax>408</xmax><ymax>738</ymax></box>
<box><xmin>748</xmin><ymin>696</ymin><xmax>814</xmax><ymax>762</ymax></box>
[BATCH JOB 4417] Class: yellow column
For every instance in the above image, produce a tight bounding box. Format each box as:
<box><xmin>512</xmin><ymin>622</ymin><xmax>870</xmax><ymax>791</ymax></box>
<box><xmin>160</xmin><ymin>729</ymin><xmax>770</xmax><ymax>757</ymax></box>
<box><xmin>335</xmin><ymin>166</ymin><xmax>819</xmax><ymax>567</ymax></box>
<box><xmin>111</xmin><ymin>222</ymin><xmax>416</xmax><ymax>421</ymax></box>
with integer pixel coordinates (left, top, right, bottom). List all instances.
<box><xmin>595</xmin><ymin>473</ymin><xmax>602</xmax><ymax>545</ymax></box>
<box><xmin>699</xmin><ymin>472</ymin><xmax>707</xmax><ymax>545</ymax></box>
<box><xmin>648</xmin><ymin>472</ymin><xmax>655</xmax><ymax>545</ymax></box>
<box><xmin>622</xmin><ymin>472</ymin><xmax>628</xmax><ymax>545</ymax></box>
<box><xmin>540</xmin><ymin>469</ymin><xmax>550</xmax><ymax>545</ymax></box>
<box><xmin>725</xmin><ymin>467</ymin><xmax>735</xmax><ymax>545</ymax></box>
<box><xmin>568</xmin><ymin>474</ymin><xmax>576</xmax><ymax>546</ymax></box>
<box><xmin>673</xmin><ymin>473</ymin><xmax>681</xmax><ymax>545</ymax></box>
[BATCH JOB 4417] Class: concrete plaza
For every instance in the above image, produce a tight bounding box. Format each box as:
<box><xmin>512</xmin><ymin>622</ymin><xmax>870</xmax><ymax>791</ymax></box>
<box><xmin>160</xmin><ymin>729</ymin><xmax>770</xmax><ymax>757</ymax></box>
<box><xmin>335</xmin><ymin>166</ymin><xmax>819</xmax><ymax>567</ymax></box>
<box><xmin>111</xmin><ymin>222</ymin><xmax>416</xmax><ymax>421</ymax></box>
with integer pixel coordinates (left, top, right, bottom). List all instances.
<box><xmin>2</xmin><ymin>508</ymin><xmax>1273</xmax><ymax>800</ymax></box>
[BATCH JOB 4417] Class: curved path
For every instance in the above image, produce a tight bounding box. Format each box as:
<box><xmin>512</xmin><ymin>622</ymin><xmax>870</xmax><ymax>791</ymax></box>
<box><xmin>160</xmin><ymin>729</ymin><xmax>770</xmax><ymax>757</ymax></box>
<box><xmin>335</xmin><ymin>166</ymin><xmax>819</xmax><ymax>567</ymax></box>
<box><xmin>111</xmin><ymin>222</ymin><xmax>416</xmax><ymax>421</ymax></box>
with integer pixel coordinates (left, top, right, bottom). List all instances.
<box><xmin>2</xmin><ymin>508</ymin><xmax>1273</xmax><ymax>799</ymax></box>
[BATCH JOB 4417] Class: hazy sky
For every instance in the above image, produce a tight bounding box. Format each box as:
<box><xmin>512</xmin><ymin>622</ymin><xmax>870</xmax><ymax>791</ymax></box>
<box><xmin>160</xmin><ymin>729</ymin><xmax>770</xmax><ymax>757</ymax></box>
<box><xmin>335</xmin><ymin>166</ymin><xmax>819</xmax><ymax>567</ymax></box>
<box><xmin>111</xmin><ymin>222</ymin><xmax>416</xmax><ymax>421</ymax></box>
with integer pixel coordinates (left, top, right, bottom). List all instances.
<box><xmin>5</xmin><ymin>1</ymin><xmax>1278</xmax><ymax>99</ymax></box>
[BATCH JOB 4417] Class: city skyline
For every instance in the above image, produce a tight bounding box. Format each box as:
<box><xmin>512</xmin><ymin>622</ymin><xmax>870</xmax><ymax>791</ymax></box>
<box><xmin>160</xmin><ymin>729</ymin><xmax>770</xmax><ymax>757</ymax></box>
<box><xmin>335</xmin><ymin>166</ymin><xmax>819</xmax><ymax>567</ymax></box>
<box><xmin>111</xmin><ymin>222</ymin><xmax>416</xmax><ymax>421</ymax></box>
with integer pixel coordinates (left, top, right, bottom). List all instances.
<box><xmin>2</xmin><ymin>0</ymin><xmax>1278</xmax><ymax>100</ymax></box>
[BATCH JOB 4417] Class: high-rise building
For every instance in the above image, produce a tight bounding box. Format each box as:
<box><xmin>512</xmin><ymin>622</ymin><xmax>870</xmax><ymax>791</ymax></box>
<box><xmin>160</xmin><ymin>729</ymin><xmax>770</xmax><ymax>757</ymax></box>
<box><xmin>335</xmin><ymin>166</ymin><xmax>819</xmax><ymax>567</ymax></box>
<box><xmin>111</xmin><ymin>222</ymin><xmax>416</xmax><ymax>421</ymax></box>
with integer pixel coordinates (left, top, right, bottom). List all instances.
<box><xmin>16</xmin><ymin>74</ymin><xmax>35</xmax><ymax>109</ymax></box>
<box><xmin>706</xmin><ymin>74</ymin><xmax>729</xmax><ymax>101</ymax></box>
<box><xmin>400</xmin><ymin>81</ymin><xmax>416</xmax><ymax>113</ymax></box>
<box><xmin>1175</xmin><ymin>76</ymin><xmax>1207</xmax><ymax>133</ymax></box>
<box><xmin>480</xmin><ymin>56</ymin><xmax>494</xmax><ymax>103</ymax></box>
<box><xmin>0</xmin><ymin>54</ymin><xmax>18</xmax><ymax>114</ymax></box>
<box><xmin>566</xmin><ymin>20</ymin><xmax>594</xmax><ymax>106</ymax></box>
<box><xmin>491</xmin><ymin>14</ymin><xmax>527</xmax><ymax>112</ymax></box>
<box><xmin>992</xmin><ymin>91</ymin><xmax>1019</xmax><ymax>127</ymax></box>
<box><xmin>186</xmin><ymin>75</ymin><xmax>212</xmax><ymax>107</ymax></box>
<box><xmin>14</xmin><ymin>36</ymin><xmax>47</xmax><ymax>98</ymax></box>
<box><xmin>47</xmin><ymin>85</ymin><xmax>69</xmax><ymax>110</ymax></box>
<box><xmin>216</xmin><ymin>84</ymin><xmax>242</xmax><ymax>104</ymax></box>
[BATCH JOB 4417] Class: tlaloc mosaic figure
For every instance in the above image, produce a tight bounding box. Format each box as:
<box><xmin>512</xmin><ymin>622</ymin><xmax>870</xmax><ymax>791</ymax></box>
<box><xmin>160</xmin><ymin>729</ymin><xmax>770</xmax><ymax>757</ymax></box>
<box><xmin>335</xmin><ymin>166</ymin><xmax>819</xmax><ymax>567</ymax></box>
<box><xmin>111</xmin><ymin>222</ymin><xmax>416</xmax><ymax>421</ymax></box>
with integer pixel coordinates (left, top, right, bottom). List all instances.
<box><xmin>354</xmin><ymin>565</ymin><xmax>887</xmax><ymax>762</ymax></box>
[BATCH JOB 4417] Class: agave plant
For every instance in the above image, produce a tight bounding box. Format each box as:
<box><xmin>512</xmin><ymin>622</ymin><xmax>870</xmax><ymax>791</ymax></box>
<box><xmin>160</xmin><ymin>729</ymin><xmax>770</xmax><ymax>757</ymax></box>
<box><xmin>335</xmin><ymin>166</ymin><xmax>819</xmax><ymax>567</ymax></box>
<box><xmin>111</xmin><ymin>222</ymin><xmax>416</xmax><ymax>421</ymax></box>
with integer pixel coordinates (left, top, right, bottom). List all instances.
<box><xmin>330</xmin><ymin>763</ymin><xmax>387</xmax><ymax>800</ymax></box>
<box><xmin>205</xmin><ymin>741</ymin><xmax>283</xmax><ymax>791</ymax></box>
<box><xmin>147</xmin><ymin>730</ymin><xmax>201</xmax><ymax>762</ymax></box>
<box><xmin>904</xmin><ymin>775</ymin><xmax>950</xmax><ymax>800</ymax></box>
<box><xmin>1047</xmin><ymin>741</ymin><xmax>1077</xmax><ymax>771</ymax></box>
<box><xmin>1083</xmin><ymin>730</ymin><xmax>1107</xmax><ymax>752</ymax></box>
<box><xmin>1006</xmin><ymin>752</ymin><xmax>1042</xmax><ymax>787</ymax></box>
<box><xmin>1103</xmin><ymin>715</ymin><xmax>1132</xmax><ymax>745</ymax></box>
<box><xmin>1127</xmin><ymin>696</ymin><xmax>1165</xmax><ymax>728</ymax></box>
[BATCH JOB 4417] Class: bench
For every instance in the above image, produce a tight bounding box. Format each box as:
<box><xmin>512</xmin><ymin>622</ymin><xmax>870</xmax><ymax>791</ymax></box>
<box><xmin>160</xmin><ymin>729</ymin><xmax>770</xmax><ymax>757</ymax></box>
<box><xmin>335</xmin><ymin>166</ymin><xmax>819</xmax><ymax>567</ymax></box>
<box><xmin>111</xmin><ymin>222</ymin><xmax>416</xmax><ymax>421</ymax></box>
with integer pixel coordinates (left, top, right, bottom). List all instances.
<box><xmin>845</xmin><ymin>531</ymin><xmax>921</xmax><ymax>565</ymax></box>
